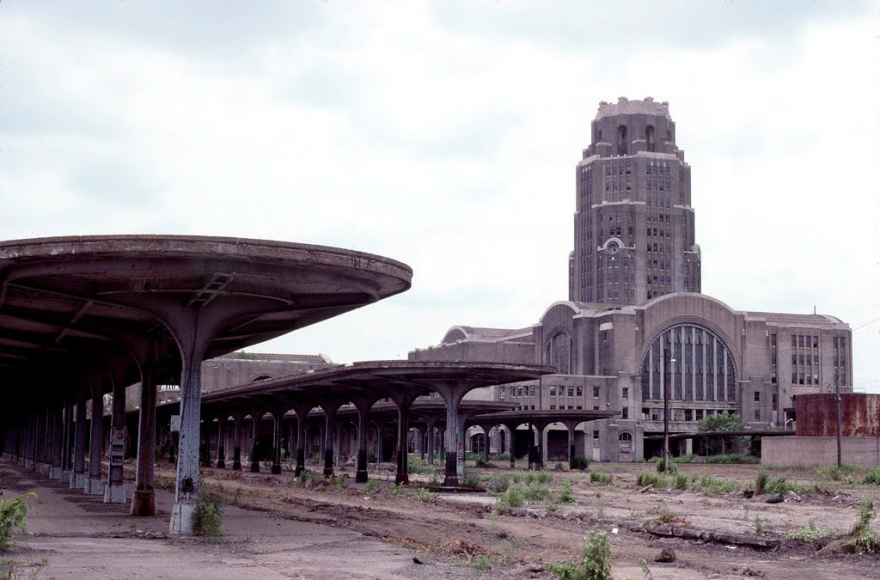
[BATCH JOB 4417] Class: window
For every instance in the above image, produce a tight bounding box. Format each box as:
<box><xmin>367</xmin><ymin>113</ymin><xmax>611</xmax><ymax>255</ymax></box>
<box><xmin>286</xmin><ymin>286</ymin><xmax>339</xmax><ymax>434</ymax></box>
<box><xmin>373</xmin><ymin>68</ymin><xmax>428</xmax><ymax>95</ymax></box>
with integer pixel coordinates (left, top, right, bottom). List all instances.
<box><xmin>499</xmin><ymin>386</ymin><xmax>506</xmax><ymax>399</ymax></box>
<box><xmin>695</xmin><ymin>409</ymin><xmax>704</xmax><ymax>421</ymax></box>
<box><xmin>754</xmin><ymin>391</ymin><xmax>760</xmax><ymax>402</ymax></box>
<box><xmin>622</xmin><ymin>387</ymin><xmax>629</xmax><ymax>399</ymax></box>
<box><xmin>622</xmin><ymin>407</ymin><xmax>629</xmax><ymax>419</ymax></box>
<box><xmin>549</xmin><ymin>386</ymin><xmax>556</xmax><ymax>396</ymax></box>
<box><xmin>593</xmin><ymin>430</ymin><xmax>600</xmax><ymax>439</ymax></box>
<box><xmin>684</xmin><ymin>409</ymin><xmax>693</xmax><ymax>421</ymax></box>
<box><xmin>568</xmin><ymin>387</ymin><xmax>574</xmax><ymax>397</ymax></box>
<box><xmin>593</xmin><ymin>386</ymin><xmax>600</xmax><ymax>398</ymax></box>
<box><xmin>576</xmin><ymin>386</ymin><xmax>583</xmax><ymax>397</ymax></box>
<box><xmin>791</xmin><ymin>335</ymin><xmax>797</xmax><ymax>347</ymax></box>
<box><xmin>549</xmin><ymin>405</ymin><xmax>556</xmax><ymax>410</ymax></box>
<box><xmin>770</xmin><ymin>333</ymin><xmax>777</xmax><ymax>348</ymax></box>
<box><xmin>772</xmin><ymin>394</ymin><xmax>778</xmax><ymax>412</ymax></box>
<box><xmin>754</xmin><ymin>409</ymin><xmax>760</xmax><ymax>421</ymax></box>
<box><xmin>593</xmin><ymin>405</ymin><xmax>599</xmax><ymax>411</ymax></box>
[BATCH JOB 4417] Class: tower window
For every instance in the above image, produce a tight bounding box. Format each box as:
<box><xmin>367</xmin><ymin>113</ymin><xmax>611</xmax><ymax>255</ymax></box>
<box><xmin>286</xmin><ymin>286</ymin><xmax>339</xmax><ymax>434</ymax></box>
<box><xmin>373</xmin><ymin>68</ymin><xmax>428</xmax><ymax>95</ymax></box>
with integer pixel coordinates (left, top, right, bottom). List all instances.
<box><xmin>617</xmin><ymin>125</ymin><xmax>628</xmax><ymax>155</ymax></box>
<box><xmin>646</xmin><ymin>125</ymin><xmax>655</xmax><ymax>152</ymax></box>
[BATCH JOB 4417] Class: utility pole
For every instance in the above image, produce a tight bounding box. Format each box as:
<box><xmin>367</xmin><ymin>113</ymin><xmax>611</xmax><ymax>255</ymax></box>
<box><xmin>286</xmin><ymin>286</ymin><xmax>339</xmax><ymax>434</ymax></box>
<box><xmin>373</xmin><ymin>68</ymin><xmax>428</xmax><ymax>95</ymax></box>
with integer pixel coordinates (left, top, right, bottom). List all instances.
<box><xmin>663</xmin><ymin>338</ymin><xmax>675</xmax><ymax>473</ymax></box>
<box><xmin>835</xmin><ymin>382</ymin><xmax>842</xmax><ymax>468</ymax></box>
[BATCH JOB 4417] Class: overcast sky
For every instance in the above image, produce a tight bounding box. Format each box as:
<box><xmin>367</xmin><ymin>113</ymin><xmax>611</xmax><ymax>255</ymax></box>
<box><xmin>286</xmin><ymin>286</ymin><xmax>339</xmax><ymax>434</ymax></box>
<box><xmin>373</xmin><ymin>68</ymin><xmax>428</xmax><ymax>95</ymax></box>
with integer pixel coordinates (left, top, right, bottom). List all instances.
<box><xmin>2</xmin><ymin>1</ymin><xmax>879</xmax><ymax>391</ymax></box>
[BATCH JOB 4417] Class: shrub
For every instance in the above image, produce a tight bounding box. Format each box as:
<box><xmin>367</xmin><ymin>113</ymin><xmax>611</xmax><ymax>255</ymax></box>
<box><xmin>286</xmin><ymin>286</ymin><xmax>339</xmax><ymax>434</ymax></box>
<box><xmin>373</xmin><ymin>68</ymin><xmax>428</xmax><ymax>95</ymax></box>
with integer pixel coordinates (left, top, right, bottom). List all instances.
<box><xmin>364</xmin><ymin>480</ymin><xmax>380</xmax><ymax>492</ymax></box>
<box><xmin>416</xmin><ymin>488</ymin><xmax>437</xmax><ymax>504</ymax></box>
<box><xmin>863</xmin><ymin>467</ymin><xmax>880</xmax><ymax>485</ymax></box>
<box><xmin>692</xmin><ymin>475</ymin><xmax>737</xmax><ymax>494</ymax></box>
<box><xmin>498</xmin><ymin>487</ymin><xmax>525</xmax><ymax>508</ymax></box>
<box><xmin>673</xmin><ymin>473</ymin><xmax>689</xmax><ymax>490</ymax></box>
<box><xmin>484</xmin><ymin>474</ymin><xmax>511</xmax><ymax>494</ymax></box>
<box><xmin>0</xmin><ymin>492</ymin><xmax>36</xmax><ymax>551</ymax></box>
<box><xmin>571</xmin><ymin>456</ymin><xmax>589</xmax><ymax>470</ymax></box>
<box><xmin>522</xmin><ymin>485</ymin><xmax>553</xmax><ymax>502</ymax></box>
<box><xmin>545</xmin><ymin>531</ymin><xmax>612</xmax><ymax>580</ymax></box>
<box><xmin>655</xmin><ymin>458</ymin><xmax>677</xmax><ymax>475</ymax></box>
<box><xmin>755</xmin><ymin>470</ymin><xmax>769</xmax><ymax>495</ymax></box>
<box><xmin>636</xmin><ymin>470</ymin><xmax>667</xmax><ymax>488</ymax></box>
<box><xmin>461</xmin><ymin>473</ymin><xmax>482</xmax><ymax>489</ymax></box>
<box><xmin>407</xmin><ymin>456</ymin><xmax>430</xmax><ymax>474</ymax></box>
<box><xmin>589</xmin><ymin>472</ymin><xmax>613</xmax><ymax>485</ymax></box>
<box><xmin>492</xmin><ymin>453</ymin><xmax>511</xmax><ymax>462</ymax></box>
<box><xmin>534</xmin><ymin>471</ymin><xmax>554</xmax><ymax>485</ymax></box>
<box><xmin>470</xmin><ymin>555</ymin><xmax>492</xmax><ymax>570</ymax></box>
<box><xmin>650</xmin><ymin>502</ymin><xmax>680</xmax><ymax>524</ymax></box>
<box><xmin>787</xmin><ymin>518</ymin><xmax>826</xmax><ymax>541</ymax></box>
<box><xmin>673</xmin><ymin>454</ymin><xmax>695</xmax><ymax>463</ymax></box>
<box><xmin>193</xmin><ymin>492</ymin><xmax>223</xmax><ymax>539</ymax></box>
<box><xmin>765</xmin><ymin>476</ymin><xmax>792</xmax><ymax>495</ymax></box>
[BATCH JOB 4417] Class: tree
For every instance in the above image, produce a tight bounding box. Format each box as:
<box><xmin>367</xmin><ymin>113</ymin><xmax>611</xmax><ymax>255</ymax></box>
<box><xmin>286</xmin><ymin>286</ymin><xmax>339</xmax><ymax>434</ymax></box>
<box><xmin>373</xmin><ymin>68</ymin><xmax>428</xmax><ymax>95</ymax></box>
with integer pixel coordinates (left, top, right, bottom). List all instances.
<box><xmin>697</xmin><ymin>413</ymin><xmax>746</xmax><ymax>455</ymax></box>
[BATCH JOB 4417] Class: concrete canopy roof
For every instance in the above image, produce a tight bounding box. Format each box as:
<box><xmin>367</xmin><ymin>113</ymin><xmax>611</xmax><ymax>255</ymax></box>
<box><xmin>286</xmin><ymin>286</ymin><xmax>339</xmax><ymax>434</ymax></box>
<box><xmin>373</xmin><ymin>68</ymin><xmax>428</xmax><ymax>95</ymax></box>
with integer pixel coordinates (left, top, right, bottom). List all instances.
<box><xmin>0</xmin><ymin>235</ymin><xmax>412</xmax><ymax>398</ymax></box>
<box><xmin>200</xmin><ymin>360</ymin><xmax>554</xmax><ymax>416</ymax></box>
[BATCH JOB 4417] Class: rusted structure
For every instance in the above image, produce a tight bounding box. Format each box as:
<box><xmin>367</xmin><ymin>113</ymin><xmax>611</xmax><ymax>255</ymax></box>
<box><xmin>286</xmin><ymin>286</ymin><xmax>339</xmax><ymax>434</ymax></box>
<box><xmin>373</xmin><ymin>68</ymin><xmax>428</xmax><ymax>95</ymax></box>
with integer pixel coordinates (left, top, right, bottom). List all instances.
<box><xmin>795</xmin><ymin>393</ymin><xmax>880</xmax><ymax>437</ymax></box>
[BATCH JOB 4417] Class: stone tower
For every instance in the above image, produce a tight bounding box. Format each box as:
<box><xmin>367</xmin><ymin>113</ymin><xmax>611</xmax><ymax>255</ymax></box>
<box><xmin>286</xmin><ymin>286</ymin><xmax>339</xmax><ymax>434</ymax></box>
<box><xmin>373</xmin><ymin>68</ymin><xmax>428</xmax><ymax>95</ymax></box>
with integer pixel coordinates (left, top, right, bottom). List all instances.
<box><xmin>569</xmin><ymin>97</ymin><xmax>701</xmax><ymax>305</ymax></box>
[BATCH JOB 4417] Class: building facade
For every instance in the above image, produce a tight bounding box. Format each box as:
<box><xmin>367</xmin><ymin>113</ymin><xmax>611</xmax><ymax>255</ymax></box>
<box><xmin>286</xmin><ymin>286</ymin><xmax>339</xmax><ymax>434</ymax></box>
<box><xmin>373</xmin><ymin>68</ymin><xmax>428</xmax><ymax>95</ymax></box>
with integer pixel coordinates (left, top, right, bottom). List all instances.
<box><xmin>411</xmin><ymin>97</ymin><xmax>852</xmax><ymax>461</ymax></box>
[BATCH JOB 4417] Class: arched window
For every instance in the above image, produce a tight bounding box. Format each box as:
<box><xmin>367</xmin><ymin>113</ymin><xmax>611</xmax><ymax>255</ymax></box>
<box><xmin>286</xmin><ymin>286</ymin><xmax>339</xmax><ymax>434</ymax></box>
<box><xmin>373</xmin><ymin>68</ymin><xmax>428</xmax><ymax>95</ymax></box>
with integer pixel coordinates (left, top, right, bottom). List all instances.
<box><xmin>640</xmin><ymin>324</ymin><xmax>736</xmax><ymax>403</ymax></box>
<box><xmin>252</xmin><ymin>375</ymin><xmax>272</xmax><ymax>382</ymax></box>
<box><xmin>646</xmin><ymin>125</ymin><xmax>655</xmax><ymax>152</ymax></box>
<box><xmin>619</xmin><ymin>432</ymin><xmax>633</xmax><ymax>441</ymax></box>
<box><xmin>617</xmin><ymin>125</ymin><xmax>628</xmax><ymax>155</ymax></box>
<box><xmin>546</xmin><ymin>331</ymin><xmax>573</xmax><ymax>374</ymax></box>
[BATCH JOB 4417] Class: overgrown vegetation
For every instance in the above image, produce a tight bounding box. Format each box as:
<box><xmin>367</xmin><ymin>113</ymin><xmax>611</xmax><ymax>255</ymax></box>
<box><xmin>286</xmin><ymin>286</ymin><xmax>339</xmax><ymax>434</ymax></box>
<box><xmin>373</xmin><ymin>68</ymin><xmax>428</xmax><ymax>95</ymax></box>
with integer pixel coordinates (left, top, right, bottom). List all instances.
<box><xmin>706</xmin><ymin>454</ymin><xmax>759</xmax><ymax>464</ymax></box>
<box><xmin>544</xmin><ymin>531</ymin><xmax>612</xmax><ymax>580</ymax></box>
<box><xmin>691</xmin><ymin>475</ymin><xmax>737</xmax><ymax>494</ymax></box>
<box><xmin>558</xmin><ymin>483</ymin><xmax>576</xmax><ymax>504</ymax></box>
<box><xmin>589</xmin><ymin>472</ymin><xmax>613</xmax><ymax>485</ymax></box>
<box><xmin>842</xmin><ymin>498</ymin><xmax>880</xmax><ymax>554</ymax></box>
<box><xmin>787</xmin><ymin>518</ymin><xmax>828</xmax><ymax>541</ymax></box>
<box><xmin>697</xmin><ymin>413</ymin><xmax>747</xmax><ymax>456</ymax></box>
<box><xmin>863</xmin><ymin>466</ymin><xmax>880</xmax><ymax>485</ymax></box>
<box><xmin>416</xmin><ymin>488</ymin><xmax>437</xmax><ymax>504</ymax></box>
<box><xmin>0</xmin><ymin>492</ymin><xmax>36</xmax><ymax>552</ymax></box>
<box><xmin>754</xmin><ymin>470</ymin><xmax>768</xmax><ymax>495</ymax></box>
<box><xmin>193</xmin><ymin>492</ymin><xmax>224</xmax><ymax>539</ymax></box>
<box><xmin>571</xmin><ymin>456</ymin><xmax>589</xmax><ymax>470</ymax></box>
<box><xmin>635</xmin><ymin>470</ymin><xmax>668</xmax><ymax>489</ymax></box>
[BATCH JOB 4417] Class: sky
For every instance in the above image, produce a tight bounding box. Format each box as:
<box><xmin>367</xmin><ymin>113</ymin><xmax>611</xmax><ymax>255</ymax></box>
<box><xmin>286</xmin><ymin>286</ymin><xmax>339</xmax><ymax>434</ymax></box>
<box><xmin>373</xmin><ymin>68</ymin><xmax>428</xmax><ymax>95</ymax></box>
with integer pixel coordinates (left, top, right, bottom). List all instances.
<box><xmin>1</xmin><ymin>1</ymin><xmax>879</xmax><ymax>391</ymax></box>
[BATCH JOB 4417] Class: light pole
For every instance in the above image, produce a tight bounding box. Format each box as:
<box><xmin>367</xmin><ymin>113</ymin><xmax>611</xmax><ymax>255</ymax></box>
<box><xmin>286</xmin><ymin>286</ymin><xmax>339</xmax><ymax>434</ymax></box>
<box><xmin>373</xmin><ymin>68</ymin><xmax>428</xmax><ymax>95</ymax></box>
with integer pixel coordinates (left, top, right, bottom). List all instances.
<box><xmin>834</xmin><ymin>382</ymin><xmax>842</xmax><ymax>468</ymax></box>
<box><xmin>663</xmin><ymin>338</ymin><xmax>675</xmax><ymax>473</ymax></box>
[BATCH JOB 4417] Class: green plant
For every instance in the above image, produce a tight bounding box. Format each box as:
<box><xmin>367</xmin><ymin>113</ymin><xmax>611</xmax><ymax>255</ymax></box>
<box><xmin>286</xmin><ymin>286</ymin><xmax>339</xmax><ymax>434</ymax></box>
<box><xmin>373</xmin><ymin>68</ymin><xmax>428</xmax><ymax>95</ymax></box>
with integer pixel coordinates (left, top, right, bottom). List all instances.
<box><xmin>389</xmin><ymin>484</ymin><xmax>403</xmax><ymax>497</ymax></box>
<box><xmin>461</xmin><ymin>473</ymin><xmax>482</xmax><ymax>489</ymax></box>
<box><xmin>692</xmin><ymin>475</ymin><xmax>737</xmax><ymax>494</ymax></box>
<box><xmin>638</xmin><ymin>557</ymin><xmax>654</xmax><ymax>580</ymax></box>
<box><xmin>470</xmin><ymin>555</ymin><xmax>492</xmax><ymax>570</ymax></box>
<box><xmin>416</xmin><ymin>488</ymin><xmax>436</xmax><ymax>504</ymax></box>
<box><xmin>193</xmin><ymin>492</ymin><xmax>223</xmax><ymax>539</ymax></box>
<box><xmin>764</xmin><ymin>476</ymin><xmax>792</xmax><ymax>495</ymax></box>
<box><xmin>649</xmin><ymin>502</ymin><xmax>680</xmax><ymax>524</ymax></box>
<box><xmin>672</xmin><ymin>454</ymin><xmax>695</xmax><ymax>464</ymax></box>
<box><xmin>817</xmin><ymin>464</ymin><xmax>855</xmax><ymax>482</ymax></box>
<box><xmin>635</xmin><ymin>470</ymin><xmax>668</xmax><ymax>488</ymax></box>
<box><xmin>706</xmin><ymin>453</ymin><xmax>759</xmax><ymax>464</ymax></box>
<box><xmin>655</xmin><ymin>457</ymin><xmax>677</xmax><ymax>475</ymax></box>
<box><xmin>863</xmin><ymin>467</ymin><xmax>880</xmax><ymax>485</ymax></box>
<box><xmin>297</xmin><ymin>469</ymin><xmax>315</xmax><ymax>488</ymax></box>
<box><xmin>673</xmin><ymin>473</ymin><xmax>689</xmax><ymax>490</ymax></box>
<box><xmin>364</xmin><ymin>480</ymin><xmax>380</xmax><ymax>492</ymax></box>
<box><xmin>842</xmin><ymin>498</ymin><xmax>880</xmax><ymax>554</ymax></box>
<box><xmin>498</xmin><ymin>487</ymin><xmax>525</xmax><ymax>508</ymax></box>
<box><xmin>522</xmin><ymin>485</ymin><xmax>552</xmax><ymax>502</ymax></box>
<box><xmin>331</xmin><ymin>475</ymin><xmax>346</xmax><ymax>488</ymax></box>
<box><xmin>1</xmin><ymin>553</ymin><xmax>49</xmax><ymax>580</ymax></box>
<box><xmin>754</xmin><ymin>517</ymin><xmax>765</xmax><ymax>533</ymax></box>
<box><xmin>484</xmin><ymin>474</ymin><xmax>511</xmax><ymax>493</ymax></box>
<box><xmin>571</xmin><ymin>456</ymin><xmax>589</xmax><ymax>470</ymax></box>
<box><xmin>589</xmin><ymin>472</ymin><xmax>613</xmax><ymax>485</ymax></box>
<box><xmin>787</xmin><ymin>518</ymin><xmax>825</xmax><ymax>541</ymax></box>
<box><xmin>545</xmin><ymin>531</ymin><xmax>612</xmax><ymax>580</ymax></box>
<box><xmin>755</xmin><ymin>470</ymin><xmax>768</xmax><ymax>495</ymax></box>
<box><xmin>407</xmin><ymin>456</ymin><xmax>430</xmax><ymax>474</ymax></box>
<box><xmin>0</xmin><ymin>492</ymin><xmax>36</xmax><ymax>552</ymax></box>
<box><xmin>558</xmin><ymin>483</ymin><xmax>576</xmax><ymax>504</ymax></box>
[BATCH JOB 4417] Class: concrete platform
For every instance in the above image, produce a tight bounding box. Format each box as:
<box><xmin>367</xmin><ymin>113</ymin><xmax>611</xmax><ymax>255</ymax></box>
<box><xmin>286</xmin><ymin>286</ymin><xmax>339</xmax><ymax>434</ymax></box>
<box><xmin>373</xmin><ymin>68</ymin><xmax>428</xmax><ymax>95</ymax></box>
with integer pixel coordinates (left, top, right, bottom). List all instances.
<box><xmin>0</xmin><ymin>460</ymin><xmax>467</xmax><ymax>579</ymax></box>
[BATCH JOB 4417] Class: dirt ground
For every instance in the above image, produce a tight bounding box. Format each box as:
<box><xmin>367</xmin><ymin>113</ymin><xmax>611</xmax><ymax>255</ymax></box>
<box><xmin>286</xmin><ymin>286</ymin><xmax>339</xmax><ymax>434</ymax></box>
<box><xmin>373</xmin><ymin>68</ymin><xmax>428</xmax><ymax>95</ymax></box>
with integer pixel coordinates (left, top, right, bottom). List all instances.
<box><xmin>4</xmin><ymin>457</ymin><xmax>880</xmax><ymax>579</ymax></box>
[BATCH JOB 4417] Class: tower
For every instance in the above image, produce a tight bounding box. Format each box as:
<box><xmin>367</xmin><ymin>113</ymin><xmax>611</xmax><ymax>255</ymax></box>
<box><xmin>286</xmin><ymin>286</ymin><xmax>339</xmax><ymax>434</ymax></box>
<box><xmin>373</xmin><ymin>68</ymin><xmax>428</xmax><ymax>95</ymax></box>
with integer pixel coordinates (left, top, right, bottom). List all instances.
<box><xmin>569</xmin><ymin>97</ymin><xmax>701</xmax><ymax>305</ymax></box>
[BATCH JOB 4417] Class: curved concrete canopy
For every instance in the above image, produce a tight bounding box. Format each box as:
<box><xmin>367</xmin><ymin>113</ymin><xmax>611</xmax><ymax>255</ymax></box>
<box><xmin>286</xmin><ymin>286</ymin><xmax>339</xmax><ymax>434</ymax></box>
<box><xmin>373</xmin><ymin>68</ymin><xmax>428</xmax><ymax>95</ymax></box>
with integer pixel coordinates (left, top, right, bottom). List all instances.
<box><xmin>0</xmin><ymin>235</ymin><xmax>413</xmax><ymax>395</ymax></box>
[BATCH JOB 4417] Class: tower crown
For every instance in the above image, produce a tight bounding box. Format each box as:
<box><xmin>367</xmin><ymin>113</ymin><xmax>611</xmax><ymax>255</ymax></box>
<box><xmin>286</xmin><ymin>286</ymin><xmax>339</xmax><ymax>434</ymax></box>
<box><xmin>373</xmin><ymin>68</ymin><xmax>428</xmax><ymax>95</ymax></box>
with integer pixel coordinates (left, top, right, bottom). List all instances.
<box><xmin>596</xmin><ymin>97</ymin><xmax>670</xmax><ymax>120</ymax></box>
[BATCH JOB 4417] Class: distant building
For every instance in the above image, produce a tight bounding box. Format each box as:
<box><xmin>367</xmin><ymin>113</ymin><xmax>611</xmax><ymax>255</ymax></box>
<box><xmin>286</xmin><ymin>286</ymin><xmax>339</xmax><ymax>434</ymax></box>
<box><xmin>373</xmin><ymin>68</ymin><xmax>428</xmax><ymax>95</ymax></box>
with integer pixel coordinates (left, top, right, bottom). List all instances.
<box><xmin>410</xmin><ymin>98</ymin><xmax>852</xmax><ymax>461</ymax></box>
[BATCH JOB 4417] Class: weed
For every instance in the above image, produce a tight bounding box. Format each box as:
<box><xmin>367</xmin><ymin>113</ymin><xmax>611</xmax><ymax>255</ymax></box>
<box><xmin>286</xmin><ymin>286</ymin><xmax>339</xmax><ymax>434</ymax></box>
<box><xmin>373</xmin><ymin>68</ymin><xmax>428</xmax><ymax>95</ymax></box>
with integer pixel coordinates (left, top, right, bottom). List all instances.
<box><xmin>534</xmin><ymin>471</ymin><xmax>554</xmax><ymax>485</ymax></box>
<box><xmin>484</xmin><ymin>474</ymin><xmax>511</xmax><ymax>494</ymax></box>
<box><xmin>523</xmin><ymin>485</ymin><xmax>553</xmax><ymax>502</ymax></box>
<box><xmin>297</xmin><ymin>470</ymin><xmax>315</xmax><ymax>488</ymax></box>
<box><xmin>692</xmin><ymin>475</ymin><xmax>737</xmax><ymax>494</ymax></box>
<box><xmin>571</xmin><ymin>456</ymin><xmax>589</xmax><ymax>470</ymax></box>
<box><xmin>787</xmin><ymin>518</ymin><xmax>826</xmax><ymax>541</ymax></box>
<box><xmin>193</xmin><ymin>492</ymin><xmax>223</xmax><ymax>539</ymax></box>
<box><xmin>638</xmin><ymin>557</ymin><xmax>654</xmax><ymax>580</ymax></box>
<box><xmin>388</xmin><ymin>484</ymin><xmax>403</xmax><ymax>497</ymax></box>
<box><xmin>673</xmin><ymin>473</ymin><xmax>689</xmax><ymax>490</ymax></box>
<box><xmin>498</xmin><ymin>538</ymin><xmax>520</xmax><ymax>566</ymax></box>
<box><xmin>0</xmin><ymin>553</ymin><xmax>49</xmax><ymax>580</ymax></box>
<box><xmin>364</xmin><ymin>480</ymin><xmax>380</xmax><ymax>492</ymax></box>
<box><xmin>635</xmin><ymin>471</ymin><xmax>668</xmax><ymax>489</ymax></box>
<box><xmin>817</xmin><ymin>464</ymin><xmax>856</xmax><ymax>483</ymax></box>
<box><xmin>554</xmin><ymin>462</ymin><xmax>567</xmax><ymax>472</ymax></box>
<box><xmin>470</xmin><ymin>555</ymin><xmax>492</xmax><ymax>570</ymax></box>
<box><xmin>544</xmin><ymin>531</ymin><xmax>612</xmax><ymax>580</ymax></box>
<box><xmin>461</xmin><ymin>473</ymin><xmax>482</xmax><ymax>489</ymax></box>
<box><xmin>589</xmin><ymin>472</ymin><xmax>613</xmax><ymax>485</ymax></box>
<box><xmin>331</xmin><ymin>475</ymin><xmax>346</xmax><ymax>488</ymax></box>
<box><xmin>511</xmin><ymin>473</ymin><xmax>524</xmax><ymax>484</ymax></box>
<box><xmin>546</xmin><ymin>502</ymin><xmax>559</xmax><ymax>513</ymax></box>
<box><xmin>754</xmin><ymin>517</ymin><xmax>765</xmax><ymax>533</ymax></box>
<box><xmin>755</xmin><ymin>470</ymin><xmax>768</xmax><ymax>495</ymax></box>
<box><xmin>498</xmin><ymin>487</ymin><xmax>525</xmax><ymax>509</ymax></box>
<box><xmin>0</xmin><ymin>492</ymin><xmax>36</xmax><ymax>552</ymax></box>
<box><xmin>863</xmin><ymin>467</ymin><xmax>880</xmax><ymax>485</ymax></box>
<box><xmin>416</xmin><ymin>488</ymin><xmax>436</xmax><ymax>504</ymax></box>
<box><xmin>558</xmin><ymin>483</ymin><xmax>576</xmax><ymax>504</ymax></box>
<box><xmin>673</xmin><ymin>454</ymin><xmax>695</xmax><ymax>464</ymax></box>
<box><xmin>842</xmin><ymin>498</ymin><xmax>880</xmax><ymax>554</ymax></box>
<box><xmin>655</xmin><ymin>458</ymin><xmax>677</xmax><ymax>475</ymax></box>
<box><xmin>649</xmin><ymin>502</ymin><xmax>680</xmax><ymax>524</ymax></box>
<box><xmin>407</xmin><ymin>456</ymin><xmax>430</xmax><ymax>475</ymax></box>
<box><xmin>706</xmin><ymin>454</ymin><xmax>759</xmax><ymax>464</ymax></box>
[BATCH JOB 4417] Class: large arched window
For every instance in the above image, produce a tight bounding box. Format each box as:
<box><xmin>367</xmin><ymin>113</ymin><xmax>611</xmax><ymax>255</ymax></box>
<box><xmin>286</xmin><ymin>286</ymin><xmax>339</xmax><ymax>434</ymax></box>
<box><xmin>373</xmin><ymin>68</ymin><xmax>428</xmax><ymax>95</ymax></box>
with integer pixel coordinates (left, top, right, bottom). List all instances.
<box><xmin>546</xmin><ymin>331</ymin><xmax>573</xmax><ymax>374</ymax></box>
<box><xmin>640</xmin><ymin>324</ymin><xmax>736</xmax><ymax>403</ymax></box>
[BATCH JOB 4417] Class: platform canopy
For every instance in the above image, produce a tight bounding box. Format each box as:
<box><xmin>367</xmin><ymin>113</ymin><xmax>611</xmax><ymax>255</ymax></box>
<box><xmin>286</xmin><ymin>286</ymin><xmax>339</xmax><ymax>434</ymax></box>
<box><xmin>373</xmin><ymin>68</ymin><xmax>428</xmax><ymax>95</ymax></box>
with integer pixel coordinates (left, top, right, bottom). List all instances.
<box><xmin>0</xmin><ymin>235</ymin><xmax>413</xmax><ymax>399</ymax></box>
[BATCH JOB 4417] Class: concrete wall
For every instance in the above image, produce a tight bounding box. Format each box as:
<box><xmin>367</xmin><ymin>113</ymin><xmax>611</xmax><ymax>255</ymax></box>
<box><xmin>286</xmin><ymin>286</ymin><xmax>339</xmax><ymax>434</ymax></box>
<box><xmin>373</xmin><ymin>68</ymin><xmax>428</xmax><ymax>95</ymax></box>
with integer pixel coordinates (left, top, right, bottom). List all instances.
<box><xmin>762</xmin><ymin>436</ymin><xmax>880</xmax><ymax>467</ymax></box>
